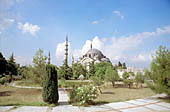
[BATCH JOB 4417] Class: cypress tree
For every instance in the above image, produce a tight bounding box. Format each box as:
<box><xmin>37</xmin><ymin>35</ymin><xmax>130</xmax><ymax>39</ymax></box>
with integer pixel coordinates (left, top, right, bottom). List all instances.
<box><xmin>42</xmin><ymin>64</ymin><xmax>59</xmax><ymax>104</ymax></box>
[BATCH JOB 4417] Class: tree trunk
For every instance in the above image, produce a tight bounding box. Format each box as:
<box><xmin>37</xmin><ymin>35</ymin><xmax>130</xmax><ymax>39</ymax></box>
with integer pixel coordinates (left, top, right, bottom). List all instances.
<box><xmin>112</xmin><ymin>82</ymin><xmax>115</xmax><ymax>87</ymax></box>
<box><xmin>98</xmin><ymin>87</ymin><xmax>102</xmax><ymax>94</ymax></box>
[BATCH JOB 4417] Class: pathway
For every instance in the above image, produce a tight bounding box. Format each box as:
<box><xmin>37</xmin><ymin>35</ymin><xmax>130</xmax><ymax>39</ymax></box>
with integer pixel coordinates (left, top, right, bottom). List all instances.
<box><xmin>1</xmin><ymin>83</ymin><xmax>170</xmax><ymax>112</ymax></box>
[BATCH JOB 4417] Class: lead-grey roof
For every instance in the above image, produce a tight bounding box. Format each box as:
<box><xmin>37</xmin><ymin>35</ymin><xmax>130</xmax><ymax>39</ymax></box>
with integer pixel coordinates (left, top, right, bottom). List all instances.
<box><xmin>86</xmin><ymin>49</ymin><xmax>104</xmax><ymax>59</ymax></box>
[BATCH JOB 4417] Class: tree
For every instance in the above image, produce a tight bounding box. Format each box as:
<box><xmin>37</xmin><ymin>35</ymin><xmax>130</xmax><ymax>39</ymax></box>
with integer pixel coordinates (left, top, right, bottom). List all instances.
<box><xmin>122</xmin><ymin>72</ymin><xmax>133</xmax><ymax>88</ymax></box>
<box><xmin>94</xmin><ymin>62</ymin><xmax>113</xmax><ymax>79</ymax></box>
<box><xmin>42</xmin><ymin>64</ymin><xmax>59</xmax><ymax>104</ymax></box>
<box><xmin>135</xmin><ymin>72</ymin><xmax>144</xmax><ymax>88</ymax></box>
<box><xmin>122</xmin><ymin>63</ymin><xmax>127</xmax><ymax>69</ymax></box>
<box><xmin>147</xmin><ymin>46</ymin><xmax>170</xmax><ymax>96</ymax></box>
<box><xmin>122</xmin><ymin>71</ymin><xmax>129</xmax><ymax>80</ymax></box>
<box><xmin>105</xmin><ymin>66</ymin><xmax>119</xmax><ymax>87</ymax></box>
<box><xmin>72</xmin><ymin>63</ymin><xmax>87</xmax><ymax>79</ymax></box>
<box><xmin>0</xmin><ymin>52</ymin><xmax>7</xmax><ymax>75</ymax></box>
<box><xmin>32</xmin><ymin>49</ymin><xmax>47</xmax><ymax>85</ymax></box>
<box><xmin>88</xmin><ymin>61</ymin><xmax>95</xmax><ymax>78</ymax></box>
<box><xmin>118</xmin><ymin>61</ymin><xmax>122</xmax><ymax>67</ymax></box>
<box><xmin>144</xmin><ymin>69</ymin><xmax>152</xmax><ymax>80</ymax></box>
<box><xmin>6</xmin><ymin>53</ymin><xmax>18</xmax><ymax>76</ymax></box>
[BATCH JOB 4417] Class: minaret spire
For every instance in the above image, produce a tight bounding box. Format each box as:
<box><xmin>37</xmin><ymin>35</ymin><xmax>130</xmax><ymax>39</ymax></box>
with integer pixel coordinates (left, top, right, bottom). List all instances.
<box><xmin>72</xmin><ymin>55</ymin><xmax>74</xmax><ymax>65</ymax></box>
<box><xmin>91</xmin><ymin>43</ymin><xmax>92</xmax><ymax>49</ymax></box>
<box><xmin>48</xmin><ymin>51</ymin><xmax>50</xmax><ymax>64</ymax></box>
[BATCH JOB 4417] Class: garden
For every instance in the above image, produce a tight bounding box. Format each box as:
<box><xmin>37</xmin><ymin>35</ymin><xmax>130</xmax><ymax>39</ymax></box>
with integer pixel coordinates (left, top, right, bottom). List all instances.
<box><xmin>0</xmin><ymin>46</ymin><xmax>170</xmax><ymax>106</ymax></box>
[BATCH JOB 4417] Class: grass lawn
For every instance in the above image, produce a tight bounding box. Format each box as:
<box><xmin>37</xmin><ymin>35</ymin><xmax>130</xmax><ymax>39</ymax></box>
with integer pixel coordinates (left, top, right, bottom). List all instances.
<box><xmin>94</xmin><ymin>84</ymin><xmax>156</xmax><ymax>104</ymax></box>
<box><xmin>15</xmin><ymin>80</ymin><xmax>41</xmax><ymax>87</ymax></box>
<box><xmin>0</xmin><ymin>85</ymin><xmax>48</xmax><ymax>106</ymax></box>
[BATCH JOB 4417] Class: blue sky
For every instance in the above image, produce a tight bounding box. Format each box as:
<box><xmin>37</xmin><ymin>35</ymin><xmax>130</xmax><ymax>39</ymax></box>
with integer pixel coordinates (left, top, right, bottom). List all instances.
<box><xmin>0</xmin><ymin>0</ymin><xmax>170</xmax><ymax>68</ymax></box>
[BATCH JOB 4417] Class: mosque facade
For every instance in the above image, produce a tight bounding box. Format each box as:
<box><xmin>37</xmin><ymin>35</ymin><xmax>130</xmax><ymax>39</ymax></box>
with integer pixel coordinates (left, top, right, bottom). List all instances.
<box><xmin>78</xmin><ymin>44</ymin><xmax>110</xmax><ymax>70</ymax></box>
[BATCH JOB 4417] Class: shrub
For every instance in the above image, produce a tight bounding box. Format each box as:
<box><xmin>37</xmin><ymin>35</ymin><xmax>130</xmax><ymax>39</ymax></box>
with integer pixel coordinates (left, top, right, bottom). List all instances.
<box><xmin>42</xmin><ymin>65</ymin><xmax>59</xmax><ymax>104</ymax></box>
<box><xmin>70</xmin><ymin>85</ymin><xmax>98</xmax><ymax>105</ymax></box>
<box><xmin>0</xmin><ymin>77</ymin><xmax>8</xmax><ymax>85</ymax></box>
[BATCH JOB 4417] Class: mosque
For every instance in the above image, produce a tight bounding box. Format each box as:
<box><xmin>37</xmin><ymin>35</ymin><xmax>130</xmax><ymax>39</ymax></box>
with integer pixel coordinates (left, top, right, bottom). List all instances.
<box><xmin>78</xmin><ymin>44</ymin><xmax>110</xmax><ymax>70</ymax></box>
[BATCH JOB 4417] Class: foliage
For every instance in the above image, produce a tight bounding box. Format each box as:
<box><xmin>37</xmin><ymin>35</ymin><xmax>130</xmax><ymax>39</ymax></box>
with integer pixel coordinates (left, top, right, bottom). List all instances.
<box><xmin>0</xmin><ymin>52</ymin><xmax>7</xmax><ymax>75</ymax></box>
<box><xmin>88</xmin><ymin>61</ymin><xmax>95</xmax><ymax>78</ymax></box>
<box><xmin>59</xmin><ymin>80</ymin><xmax>91</xmax><ymax>88</ymax></box>
<box><xmin>91</xmin><ymin>76</ymin><xmax>104</xmax><ymax>94</ymax></box>
<box><xmin>42</xmin><ymin>64</ymin><xmax>59</xmax><ymax>104</ymax></box>
<box><xmin>6</xmin><ymin>53</ymin><xmax>18</xmax><ymax>76</ymax></box>
<box><xmin>58</xmin><ymin>79</ymin><xmax>66</xmax><ymax>88</ymax></box>
<box><xmin>57</xmin><ymin>67</ymin><xmax>65</xmax><ymax>79</ymax></box>
<box><xmin>135</xmin><ymin>72</ymin><xmax>144</xmax><ymax>88</ymax></box>
<box><xmin>144</xmin><ymin>69</ymin><xmax>152</xmax><ymax>80</ymax></box>
<box><xmin>20</xmin><ymin>65</ymin><xmax>34</xmax><ymax>80</ymax></box>
<box><xmin>122</xmin><ymin>71</ymin><xmax>129</xmax><ymax>80</ymax></box>
<box><xmin>32</xmin><ymin>49</ymin><xmax>47</xmax><ymax>85</ymax></box>
<box><xmin>0</xmin><ymin>77</ymin><xmax>8</xmax><ymax>85</ymax></box>
<box><xmin>70</xmin><ymin>85</ymin><xmax>98</xmax><ymax>105</ymax></box>
<box><xmin>118</xmin><ymin>61</ymin><xmax>122</xmax><ymax>67</ymax></box>
<box><xmin>122</xmin><ymin>63</ymin><xmax>127</xmax><ymax>69</ymax></box>
<box><xmin>105</xmin><ymin>66</ymin><xmax>119</xmax><ymax>87</ymax></box>
<box><xmin>147</xmin><ymin>46</ymin><xmax>170</xmax><ymax>96</ymax></box>
<box><xmin>72</xmin><ymin>63</ymin><xmax>87</xmax><ymax>79</ymax></box>
<box><xmin>60</xmin><ymin>62</ymin><xmax>73</xmax><ymax>80</ymax></box>
<box><xmin>122</xmin><ymin>72</ymin><xmax>133</xmax><ymax>88</ymax></box>
<box><xmin>94</xmin><ymin>62</ymin><xmax>113</xmax><ymax>79</ymax></box>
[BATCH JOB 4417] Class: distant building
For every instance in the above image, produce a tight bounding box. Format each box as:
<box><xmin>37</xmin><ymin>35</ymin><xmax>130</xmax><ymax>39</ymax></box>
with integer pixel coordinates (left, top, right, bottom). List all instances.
<box><xmin>117</xmin><ymin>67</ymin><xmax>144</xmax><ymax>79</ymax></box>
<box><xmin>78</xmin><ymin>44</ymin><xmax>110</xmax><ymax>70</ymax></box>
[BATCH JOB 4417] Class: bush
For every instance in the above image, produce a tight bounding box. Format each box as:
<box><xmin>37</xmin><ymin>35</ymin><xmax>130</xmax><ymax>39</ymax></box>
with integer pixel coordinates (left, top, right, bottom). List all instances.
<box><xmin>42</xmin><ymin>65</ymin><xmax>59</xmax><ymax>104</ymax></box>
<box><xmin>70</xmin><ymin>85</ymin><xmax>98</xmax><ymax>105</ymax></box>
<box><xmin>0</xmin><ymin>77</ymin><xmax>8</xmax><ymax>85</ymax></box>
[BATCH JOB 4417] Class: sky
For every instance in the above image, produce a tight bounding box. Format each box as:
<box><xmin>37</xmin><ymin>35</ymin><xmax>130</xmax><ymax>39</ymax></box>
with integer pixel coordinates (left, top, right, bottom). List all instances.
<box><xmin>0</xmin><ymin>0</ymin><xmax>170</xmax><ymax>68</ymax></box>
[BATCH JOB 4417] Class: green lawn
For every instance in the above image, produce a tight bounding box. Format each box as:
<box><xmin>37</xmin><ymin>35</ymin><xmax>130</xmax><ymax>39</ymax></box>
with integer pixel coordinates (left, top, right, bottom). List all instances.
<box><xmin>0</xmin><ymin>85</ymin><xmax>47</xmax><ymax>106</ymax></box>
<box><xmin>94</xmin><ymin>84</ymin><xmax>156</xmax><ymax>104</ymax></box>
<box><xmin>15</xmin><ymin>80</ymin><xmax>41</xmax><ymax>87</ymax></box>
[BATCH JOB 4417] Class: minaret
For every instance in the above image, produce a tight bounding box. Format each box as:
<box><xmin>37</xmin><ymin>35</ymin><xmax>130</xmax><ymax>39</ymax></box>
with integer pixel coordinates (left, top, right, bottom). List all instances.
<box><xmin>91</xmin><ymin>43</ymin><xmax>93</xmax><ymax>49</ymax></box>
<box><xmin>65</xmin><ymin>35</ymin><xmax>68</xmax><ymax>67</ymax></box>
<box><xmin>72</xmin><ymin>55</ymin><xmax>74</xmax><ymax>65</ymax></box>
<box><xmin>48</xmin><ymin>51</ymin><xmax>50</xmax><ymax>65</ymax></box>
<box><xmin>64</xmin><ymin>35</ymin><xmax>69</xmax><ymax>79</ymax></box>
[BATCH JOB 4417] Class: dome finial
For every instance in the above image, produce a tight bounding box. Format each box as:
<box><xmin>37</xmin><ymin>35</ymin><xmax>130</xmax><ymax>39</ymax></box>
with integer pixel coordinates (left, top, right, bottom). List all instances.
<box><xmin>91</xmin><ymin>43</ymin><xmax>92</xmax><ymax>49</ymax></box>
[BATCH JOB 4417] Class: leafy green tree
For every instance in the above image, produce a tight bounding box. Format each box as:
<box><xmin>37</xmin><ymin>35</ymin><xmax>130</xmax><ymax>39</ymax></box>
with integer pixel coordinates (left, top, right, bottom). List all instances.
<box><xmin>94</xmin><ymin>62</ymin><xmax>113</xmax><ymax>79</ymax></box>
<box><xmin>18</xmin><ymin>65</ymin><xmax>34</xmax><ymax>80</ymax></box>
<box><xmin>32</xmin><ymin>49</ymin><xmax>47</xmax><ymax>85</ymax></box>
<box><xmin>42</xmin><ymin>64</ymin><xmax>59</xmax><ymax>104</ymax></box>
<box><xmin>122</xmin><ymin>72</ymin><xmax>133</xmax><ymax>88</ymax></box>
<box><xmin>0</xmin><ymin>52</ymin><xmax>7</xmax><ymax>75</ymax></box>
<box><xmin>122</xmin><ymin>71</ymin><xmax>129</xmax><ymax>80</ymax></box>
<box><xmin>72</xmin><ymin>63</ymin><xmax>87</xmax><ymax>79</ymax></box>
<box><xmin>105</xmin><ymin>66</ymin><xmax>119</xmax><ymax>87</ymax></box>
<box><xmin>90</xmin><ymin>76</ymin><xmax>104</xmax><ymax>94</ymax></box>
<box><xmin>147</xmin><ymin>46</ymin><xmax>170</xmax><ymax>96</ymax></box>
<box><xmin>135</xmin><ymin>72</ymin><xmax>144</xmax><ymax>88</ymax></box>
